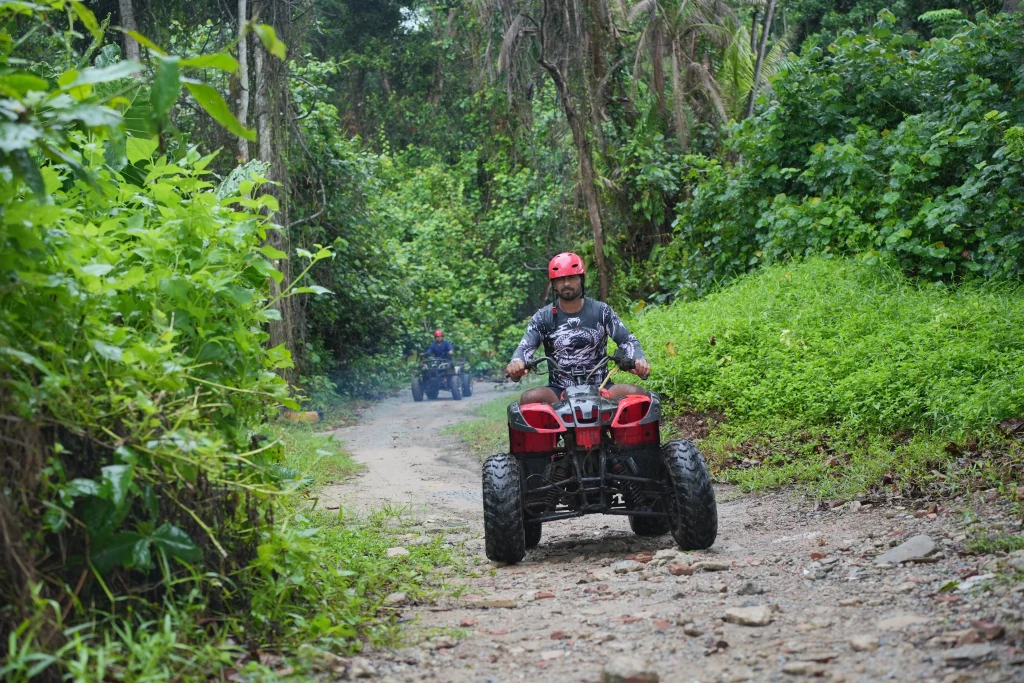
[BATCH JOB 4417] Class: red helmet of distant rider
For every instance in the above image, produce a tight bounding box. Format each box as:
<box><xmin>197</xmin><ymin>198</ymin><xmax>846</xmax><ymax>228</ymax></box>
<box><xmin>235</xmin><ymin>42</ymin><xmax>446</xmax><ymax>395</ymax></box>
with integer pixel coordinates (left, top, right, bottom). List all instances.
<box><xmin>434</xmin><ymin>330</ymin><xmax>444</xmax><ymax>338</ymax></box>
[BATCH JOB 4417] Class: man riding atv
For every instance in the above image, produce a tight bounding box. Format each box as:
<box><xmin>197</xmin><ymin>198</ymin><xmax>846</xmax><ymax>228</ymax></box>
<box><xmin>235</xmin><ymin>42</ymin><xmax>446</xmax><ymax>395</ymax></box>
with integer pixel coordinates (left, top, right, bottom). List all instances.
<box><xmin>485</xmin><ymin>252</ymin><xmax>717</xmax><ymax>563</ymax></box>
<box><xmin>506</xmin><ymin>252</ymin><xmax>651</xmax><ymax>402</ymax></box>
<box><xmin>425</xmin><ymin>329</ymin><xmax>455</xmax><ymax>358</ymax></box>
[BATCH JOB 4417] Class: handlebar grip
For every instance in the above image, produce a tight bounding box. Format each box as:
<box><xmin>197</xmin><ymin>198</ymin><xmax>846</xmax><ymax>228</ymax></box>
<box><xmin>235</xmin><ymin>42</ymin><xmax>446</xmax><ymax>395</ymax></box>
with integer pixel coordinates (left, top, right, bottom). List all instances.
<box><xmin>616</xmin><ymin>357</ymin><xmax>636</xmax><ymax>371</ymax></box>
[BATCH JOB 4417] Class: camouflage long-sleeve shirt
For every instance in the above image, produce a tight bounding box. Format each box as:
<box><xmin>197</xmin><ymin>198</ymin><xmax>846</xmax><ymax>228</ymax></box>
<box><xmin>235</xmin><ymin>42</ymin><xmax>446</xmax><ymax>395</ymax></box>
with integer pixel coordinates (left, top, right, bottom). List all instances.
<box><xmin>511</xmin><ymin>298</ymin><xmax>645</xmax><ymax>390</ymax></box>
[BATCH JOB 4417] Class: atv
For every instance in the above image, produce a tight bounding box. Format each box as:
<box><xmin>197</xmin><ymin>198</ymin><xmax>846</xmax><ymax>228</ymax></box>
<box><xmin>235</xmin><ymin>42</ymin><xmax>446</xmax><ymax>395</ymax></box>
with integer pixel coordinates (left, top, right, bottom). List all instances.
<box><xmin>411</xmin><ymin>354</ymin><xmax>470</xmax><ymax>401</ymax></box>
<box><xmin>482</xmin><ymin>354</ymin><xmax>717</xmax><ymax>563</ymax></box>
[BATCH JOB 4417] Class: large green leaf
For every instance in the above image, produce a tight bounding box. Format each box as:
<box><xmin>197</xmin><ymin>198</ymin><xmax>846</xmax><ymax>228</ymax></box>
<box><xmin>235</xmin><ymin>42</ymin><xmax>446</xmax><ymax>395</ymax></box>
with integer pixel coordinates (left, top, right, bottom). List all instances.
<box><xmin>101</xmin><ymin>464</ymin><xmax>133</xmax><ymax>509</ymax></box>
<box><xmin>60</xmin><ymin>61</ymin><xmax>141</xmax><ymax>89</ymax></box>
<box><xmin>12</xmin><ymin>148</ymin><xmax>44</xmax><ymax>195</ymax></box>
<box><xmin>70</xmin><ymin>1</ymin><xmax>102</xmax><ymax>42</ymax></box>
<box><xmin>0</xmin><ymin>123</ymin><xmax>40</xmax><ymax>153</ymax></box>
<box><xmin>151</xmin><ymin>56</ymin><xmax>182</xmax><ymax>123</ymax></box>
<box><xmin>91</xmin><ymin>531</ymin><xmax>146</xmax><ymax>573</ymax></box>
<box><xmin>0</xmin><ymin>71</ymin><xmax>49</xmax><ymax>96</ymax></box>
<box><xmin>252</xmin><ymin>24</ymin><xmax>287</xmax><ymax>60</ymax></box>
<box><xmin>181</xmin><ymin>53</ymin><xmax>239</xmax><ymax>74</ymax></box>
<box><xmin>56</xmin><ymin>104</ymin><xmax>122</xmax><ymax>128</ymax></box>
<box><xmin>184</xmin><ymin>80</ymin><xmax>256</xmax><ymax>141</ymax></box>
<box><xmin>126</xmin><ymin>31</ymin><xmax>167</xmax><ymax>56</ymax></box>
<box><xmin>151</xmin><ymin>523</ymin><xmax>202</xmax><ymax>562</ymax></box>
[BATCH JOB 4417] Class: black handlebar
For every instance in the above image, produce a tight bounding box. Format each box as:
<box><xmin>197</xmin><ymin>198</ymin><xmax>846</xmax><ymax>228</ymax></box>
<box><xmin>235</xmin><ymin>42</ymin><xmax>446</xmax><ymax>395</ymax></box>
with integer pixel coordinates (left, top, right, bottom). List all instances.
<box><xmin>505</xmin><ymin>353</ymin><xmax>640</xmax><ymax>382</ymax></box>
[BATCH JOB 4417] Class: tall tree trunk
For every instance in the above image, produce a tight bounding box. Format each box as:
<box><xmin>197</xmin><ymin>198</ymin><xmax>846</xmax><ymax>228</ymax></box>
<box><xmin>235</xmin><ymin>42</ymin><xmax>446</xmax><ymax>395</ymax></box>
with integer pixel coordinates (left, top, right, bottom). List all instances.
<box><xmin>745</xmin><ymin>0</ymin><xmax>777</xmax><ymax>119</ymax></box>
<box><xmin>253</xmin><ymin>7</ymin><xmax>295</xmax><ymax>376</ymax></box>
<box><xmin>236</xmin><ymin>0</ymin><xmax>250</xmax><ymax>163</ymax></box>
<box><xmin>651</xmin><ymin>23</ymin><xmax>667</xmax><ymax>120</ymax></box>
<box><xmin>118</xmin><ymin>0</ymin><xmax>140</xmax><ymax>61</ymax></box>
<box><xmin>750</xmin><ymin>8</ymin><xmax>759</xmax><ymax>54</ymax></box>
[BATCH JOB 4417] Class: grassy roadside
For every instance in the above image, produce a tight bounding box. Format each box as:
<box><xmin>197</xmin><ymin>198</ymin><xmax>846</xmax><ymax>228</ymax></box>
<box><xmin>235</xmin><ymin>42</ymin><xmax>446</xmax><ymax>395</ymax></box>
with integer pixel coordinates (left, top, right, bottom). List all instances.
<box><xmin>3</xmin><ymin>401</ymin><xmax>463</xmax><ymax>682</ymax></box>
<box><xmin>632</xmin><ymin>257</ymin><xmax>1024</xmax><ymax>501</ymax></box>
<box><xmin>245</xmin><ymin>400</ymin><xmax>464</xmax><ymax>669</ymax></box>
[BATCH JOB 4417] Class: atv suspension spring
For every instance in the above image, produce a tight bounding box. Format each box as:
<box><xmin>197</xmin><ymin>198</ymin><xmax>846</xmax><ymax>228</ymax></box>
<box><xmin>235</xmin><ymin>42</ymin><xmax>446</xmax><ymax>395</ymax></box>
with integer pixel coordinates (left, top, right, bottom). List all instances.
<box><xmin>545</xmin><ymin>460</ymin><xmax>569</xmax><ymax>512</ymax></box>
<box><xmin>610</xmin><ymin>460</ymin><xmax>644</xmax><ymax>509</ymax></box>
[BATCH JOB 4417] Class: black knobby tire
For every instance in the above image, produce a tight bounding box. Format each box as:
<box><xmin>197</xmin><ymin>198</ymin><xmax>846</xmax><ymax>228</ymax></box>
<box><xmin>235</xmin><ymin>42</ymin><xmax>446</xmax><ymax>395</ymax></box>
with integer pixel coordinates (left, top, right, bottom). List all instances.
<box><xmin>525</xmin><ymin>521</ymin><xmax>542</xmax><ymax>549</ymax></box>
<box><xmin>482</xmin><ymin>453</ymin><xmax>526</xmax><ymax>563</ymax></box>
<box><xmin>663</xmin><ymin>439</ymin><xmax>718</xmax><ymax>550</ymax></box>
<box><xmin>425</xmin><ymin>378</ymin><xmax>439</xmax><ymax>400</ymax></box>
<box><xmin>411</xmin><ymin>377</ymin><xmax>424</xmax><ymax>402</ymax></box>
<box><xmin>450</xmin><ymin>374</ymin><xmax>463</xmax><ymax>401</ymax></box>
<box><xmin>462</xmin><ymin>374</ymin><xmax>473</xmax><ymax>397</ymax></box>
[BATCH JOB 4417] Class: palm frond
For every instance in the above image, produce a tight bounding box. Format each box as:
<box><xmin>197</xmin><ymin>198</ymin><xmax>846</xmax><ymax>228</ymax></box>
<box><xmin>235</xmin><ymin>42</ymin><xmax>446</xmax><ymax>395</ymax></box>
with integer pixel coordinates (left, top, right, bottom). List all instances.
<box><xmin>628</xmin><ymin>0</ymin><xmax>660</xmax><ymax>23</ymax></box>
<box><xmin>688</xmin><ymin>60</ymin><xmax>728</xmax><ymax>121</ymax></box>
<box><xmin>498</xmin><ymin>14</ymin><xmax>527</xmax><ymax>75</ymax></box>
<box><xmin>760</xmin><ymin>31</ymin><xmax>793</xmax><ymax>81</ymax></box>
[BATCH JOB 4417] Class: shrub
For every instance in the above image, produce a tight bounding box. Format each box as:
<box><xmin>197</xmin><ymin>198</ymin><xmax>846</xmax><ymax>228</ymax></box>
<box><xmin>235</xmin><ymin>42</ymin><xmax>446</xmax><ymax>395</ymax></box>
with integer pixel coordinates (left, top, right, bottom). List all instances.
<box><xmin>656</xmin><ymin>11</ymin><xmax>1024</xmax><ymax>298</ymax></box>
<box><xmin>634</xmin><ymin>257</ymin><xmax>1024</xmax><ymax>494</ymax></box>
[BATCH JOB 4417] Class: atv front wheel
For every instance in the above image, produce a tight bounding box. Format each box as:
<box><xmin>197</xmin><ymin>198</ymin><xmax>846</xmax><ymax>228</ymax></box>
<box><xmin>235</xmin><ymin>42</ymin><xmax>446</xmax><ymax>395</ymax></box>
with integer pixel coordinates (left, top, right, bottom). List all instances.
<box><xmin>525</xmin><ymin>521</ymin><xmax>542</xmax><ymax>549</ymax></box>
<box><xmin>482</xmin><ymin>453</ymin><xmax>526</xmax><ymax>563</ymax></box>
<box><xmin>425</xmin><ymin>378</ymin><xmax>439</xmax><ymax>400</ymax></box>
<box><xmin>462</xmin><ymin>373</ymin><xmax>473</xmax><ymax>397</ymax></box>
<box><xmin>450</xmin><ymin>374</ymin><xmax>462</xmax><ymax>401</ymax></box>
<box><xmin>411</xmin><ymin>377</ymin><xmax>423</xmax><ymax>402</ymax></box>
<box><xmin>663</xmin><ymin>439</ymin><xmax>717</xmax><ymax>550</ymax></box>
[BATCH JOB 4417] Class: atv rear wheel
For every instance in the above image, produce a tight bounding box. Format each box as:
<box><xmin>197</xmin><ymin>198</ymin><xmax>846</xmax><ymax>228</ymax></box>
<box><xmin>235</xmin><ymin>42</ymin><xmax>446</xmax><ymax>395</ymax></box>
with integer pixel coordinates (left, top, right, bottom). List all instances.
<box><xmin>450</xmin><ymin>374</ymin><xmax>462</xmax><ymax>400</ymax></box>
<box><xmin>663</xmin><ymin>439</ymin><xmax>717</xmax><ymax>550</ymax></box>
<box><xmin>411</xmin><ymin>377</ymin><xmax>423</xmax><ymax>402</ymax></box>
<box><xmin>462</xmin><ymin>373</ymin><xmax>473</xmax><ymax>396</ymax></box>
<box><xmin>525</xmin><ymin>521</ymin><xmax>542</xmax><ymax>549</ymax></box>
<box><xmin>482</xmin><ymin>453</ymin><xmax>526</xmax><ymax>563</ymax></box>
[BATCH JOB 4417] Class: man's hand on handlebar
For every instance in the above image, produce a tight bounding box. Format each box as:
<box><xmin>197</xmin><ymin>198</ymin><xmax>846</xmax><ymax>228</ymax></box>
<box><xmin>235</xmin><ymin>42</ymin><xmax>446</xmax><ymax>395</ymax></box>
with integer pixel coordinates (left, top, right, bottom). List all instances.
<box><xmin>506</xmin><ymin>359</ymin><xmax>528</xmax><ymax>380</ymax></box>
<box><xmin>632</xmin><ymin>358</ymin><xmax>651</xmax><ymax>380</ymax></box>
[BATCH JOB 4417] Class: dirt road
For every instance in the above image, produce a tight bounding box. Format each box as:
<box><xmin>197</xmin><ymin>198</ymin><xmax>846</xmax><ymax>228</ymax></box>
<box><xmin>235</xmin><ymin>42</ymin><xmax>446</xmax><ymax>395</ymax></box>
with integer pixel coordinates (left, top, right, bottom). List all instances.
<box><xmin>326</xmin><ymin>384</ymin><xmax>1024</xmax><ymax>683</ymax></box>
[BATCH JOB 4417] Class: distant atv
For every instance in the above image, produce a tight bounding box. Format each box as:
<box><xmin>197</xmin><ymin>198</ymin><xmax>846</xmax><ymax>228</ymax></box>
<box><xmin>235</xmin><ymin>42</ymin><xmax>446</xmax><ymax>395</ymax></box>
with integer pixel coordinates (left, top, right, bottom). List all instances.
<box><xmin>482</xmin><ymin>354</ymin><xmax>717</xmax><ymax>563</ymax></box>
<box><xmin>412</xmin><ymin>354</ymin><xmax>472</xmax><ymax>401</ymax></box>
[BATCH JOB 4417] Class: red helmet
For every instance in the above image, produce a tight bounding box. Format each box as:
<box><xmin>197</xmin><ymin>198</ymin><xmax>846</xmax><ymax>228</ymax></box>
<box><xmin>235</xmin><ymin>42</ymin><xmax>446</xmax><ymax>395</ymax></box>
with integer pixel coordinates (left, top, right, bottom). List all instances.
<box><xmin>548</xmin><ymin>252</ymin><xmax>585</xmax><ymax>279</ymax></box>
<box><xmin>434</xmin><ymin>330</ymin><xmax>444</xmax><ymax>338</ymax></box>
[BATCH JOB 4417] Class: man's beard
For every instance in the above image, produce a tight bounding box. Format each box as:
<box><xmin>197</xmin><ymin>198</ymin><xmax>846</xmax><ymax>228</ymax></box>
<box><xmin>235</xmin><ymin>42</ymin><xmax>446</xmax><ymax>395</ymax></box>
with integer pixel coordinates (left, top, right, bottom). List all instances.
<box><xmin>556</xmin><ymin>285</ymin><xmax>582</xmax><ymax>301</ymax></box>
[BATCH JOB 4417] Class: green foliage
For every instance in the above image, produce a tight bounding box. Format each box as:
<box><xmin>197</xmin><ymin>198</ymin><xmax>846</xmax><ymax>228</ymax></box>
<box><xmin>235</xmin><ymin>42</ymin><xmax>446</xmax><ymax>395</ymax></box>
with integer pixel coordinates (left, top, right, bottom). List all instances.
<box><xmin>656</xmin><ymin>12</ymin><xmax>1024</xmax><ymax>298</ymax></box>
<box><xmin>634</xmin><ymin>258</ymin><xmax>1024</xmax><ymax>494</ymax></box>
<box><xmin>288</xmin><ymin>59</ymin><xmax>579</xmax><ymax>381</ymax></box>
<box><xmin>0</xmin><ymin>5</ymin><xmax>455</xmax><ymax>678</ymax></box>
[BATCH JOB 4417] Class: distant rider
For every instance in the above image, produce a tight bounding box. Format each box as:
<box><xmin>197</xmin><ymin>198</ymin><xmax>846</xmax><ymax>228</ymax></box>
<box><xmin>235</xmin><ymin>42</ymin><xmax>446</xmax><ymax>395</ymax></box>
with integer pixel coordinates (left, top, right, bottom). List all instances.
<box><xmin>505</xmin><ymin>252</ymin><xmax>650</xmax><ymax>404</ymax></box>
<box><xmin>425</xmin><ymin>329</ymin><xmax>455</xmax><ymax>358</ymax></box>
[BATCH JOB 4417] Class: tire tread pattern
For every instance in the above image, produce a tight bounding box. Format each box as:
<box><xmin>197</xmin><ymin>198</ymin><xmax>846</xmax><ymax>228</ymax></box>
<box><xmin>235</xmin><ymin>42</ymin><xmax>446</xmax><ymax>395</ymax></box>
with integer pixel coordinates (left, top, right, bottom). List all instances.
<box><xmin>482</xmin><ymin>453</ymin><xmax>526</xmax><ymax>563</ymax></box>
<box><xmin>663</xmin><ymin>439</ymin><xmax>718</xmax><ymax>550</ymax></box>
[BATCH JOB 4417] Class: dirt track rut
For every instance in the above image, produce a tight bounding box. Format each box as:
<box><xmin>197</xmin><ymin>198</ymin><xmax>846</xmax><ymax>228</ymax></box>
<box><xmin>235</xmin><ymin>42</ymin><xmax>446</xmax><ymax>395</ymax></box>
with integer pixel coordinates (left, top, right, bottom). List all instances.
<box><xmin>324</xmin><ymin>383</ymin><xmax>1024</xmax><ymax>683</ymax></box>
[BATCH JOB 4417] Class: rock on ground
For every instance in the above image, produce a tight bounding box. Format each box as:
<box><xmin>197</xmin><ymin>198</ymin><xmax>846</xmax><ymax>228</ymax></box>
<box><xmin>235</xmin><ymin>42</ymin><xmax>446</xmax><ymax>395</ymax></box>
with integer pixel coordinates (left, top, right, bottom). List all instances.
<box><xmin>601</xmin><ymin>656</ymin><xmax>659</xmax><ymax>683</ymax></box>
<box><xmin>876</xmin><ymin>534</ymin><xmax>936</xmax><ymax>564</ymax></box>
<box><xmin>723</xmin><ymin>605</ymin><xmax>773</xmax><ymax>626</ymax></box>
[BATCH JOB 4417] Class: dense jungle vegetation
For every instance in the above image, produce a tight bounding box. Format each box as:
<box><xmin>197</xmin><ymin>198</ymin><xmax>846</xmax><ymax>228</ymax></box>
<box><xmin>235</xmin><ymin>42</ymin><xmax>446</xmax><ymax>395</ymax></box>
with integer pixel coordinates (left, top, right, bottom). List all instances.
<box><xmin>1</xmin><ymin>0</ymin><xmax>1022</xmax><ymax>678</ymax></box>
